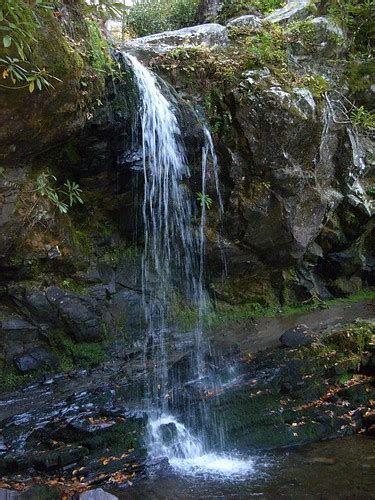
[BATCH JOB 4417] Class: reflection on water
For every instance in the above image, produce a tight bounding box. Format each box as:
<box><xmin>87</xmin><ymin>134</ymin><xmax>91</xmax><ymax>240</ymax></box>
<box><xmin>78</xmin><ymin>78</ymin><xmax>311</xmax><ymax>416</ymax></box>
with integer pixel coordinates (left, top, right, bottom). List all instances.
<box><xmin>115</xmin><ymin>436</ymin><xmax>375</xmax><ymax>499</ymax></box>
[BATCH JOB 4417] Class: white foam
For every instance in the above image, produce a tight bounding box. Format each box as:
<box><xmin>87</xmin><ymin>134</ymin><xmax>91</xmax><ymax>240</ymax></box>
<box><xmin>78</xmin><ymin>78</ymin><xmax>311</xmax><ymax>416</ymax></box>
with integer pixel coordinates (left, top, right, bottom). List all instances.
<box><xmin>170</xmin><ymin>453</ymin><xmax>255</xmax><ymax>479</ymax></box>
<box><xmin>148</xmin><ymin>414</ymin><xmax>255</xmax><ymax>480</ymax></box>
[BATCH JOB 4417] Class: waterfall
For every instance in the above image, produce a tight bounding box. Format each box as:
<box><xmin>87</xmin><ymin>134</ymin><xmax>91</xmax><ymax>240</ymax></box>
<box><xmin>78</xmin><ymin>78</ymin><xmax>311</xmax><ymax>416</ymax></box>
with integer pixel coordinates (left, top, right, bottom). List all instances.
<box><xmin>126</xmin><ymin>53</ymin><xmax>208</xmax><ymax>405</ymax></box>
<box><xmin>124</xmin><ymin>53</ymin><xmax>253</xmax><ymax>477</ymax></box>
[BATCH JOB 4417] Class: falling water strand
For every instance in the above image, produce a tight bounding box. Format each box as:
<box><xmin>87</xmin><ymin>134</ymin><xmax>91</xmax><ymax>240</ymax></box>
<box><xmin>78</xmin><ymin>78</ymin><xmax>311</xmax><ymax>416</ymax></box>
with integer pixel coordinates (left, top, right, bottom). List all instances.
<box><xmin>124</xmin><ymin>53</ymin><xmax>253</xmax><ymax>478</ymax></box>
<box><xmin>126</xmin><ymin>54</ymin><xmax>203</xmax><ymax>414</ymax></box>
<box><xmin>203</xmin><ymin>126</ymin><xmax>228</xmax><ymax>283</ymax></box>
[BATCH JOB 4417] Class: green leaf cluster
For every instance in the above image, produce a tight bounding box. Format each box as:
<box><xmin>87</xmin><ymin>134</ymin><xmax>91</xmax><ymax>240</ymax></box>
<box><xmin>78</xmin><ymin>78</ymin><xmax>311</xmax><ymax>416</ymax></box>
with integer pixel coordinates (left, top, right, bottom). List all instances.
<box><xmin>0</xmin><ymin>0</ymin><xmax>63</xmax><ymax>91</ymax></box>
<box><xmin>197</xmin><ymin>192</ymin><xmax>214</xmax><ymax>209</ymax></box>
<box><xmin>0</xmin><ymin>0</ymin><xmax>53</xmax><ymax>60</ymax></box>
<box><xmin>351</xmin><ymin>105</ymin><xmax>375</xmax><ymax>132</ymax></box>
<box><xmin>36</xmin><ymin>173</ymin><xmax>84</xmax><ymax>214</ymax></box>
<box><xmin>83</xmin><ymin>0</ymin><xmax>128</xmax><ymax>22</ymax></box>
<box><xmin>0</xmin><ymin>55</ymin><xmax>61</xmax><ymax>91</ymax></box>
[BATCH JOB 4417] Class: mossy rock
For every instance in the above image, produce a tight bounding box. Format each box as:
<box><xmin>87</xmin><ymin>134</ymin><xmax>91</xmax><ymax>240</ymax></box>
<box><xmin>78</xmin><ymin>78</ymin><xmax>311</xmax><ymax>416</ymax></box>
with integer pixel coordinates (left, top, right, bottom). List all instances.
<box><xmin>212</xmin><ymin>273</ymin><xmax>279</xmax><ymax>307</ymax></box>
<box><xmin>0</xmin><ymin>4</ymin><xmax>105</xmax><ymax>166</ymax></box>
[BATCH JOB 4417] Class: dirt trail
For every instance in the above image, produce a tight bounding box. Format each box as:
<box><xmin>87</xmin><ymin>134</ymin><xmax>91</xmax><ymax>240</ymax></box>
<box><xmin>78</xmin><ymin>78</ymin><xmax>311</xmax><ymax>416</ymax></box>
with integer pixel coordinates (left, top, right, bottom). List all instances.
<box><xmin>209</xmin><ymin>299</ymin><xmax>375</xmax><ymax>354</ymax></box>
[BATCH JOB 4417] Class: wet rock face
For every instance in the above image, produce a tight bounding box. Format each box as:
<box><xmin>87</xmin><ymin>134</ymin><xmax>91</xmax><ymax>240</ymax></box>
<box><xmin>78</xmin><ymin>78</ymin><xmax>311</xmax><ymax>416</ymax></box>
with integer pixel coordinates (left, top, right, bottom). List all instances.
<box><xmin>79</xmin><ymin>489</ymin><xmax>118</xmax><ymax>500</ymax></box>
<box><xmin>44</xmin><ymin>287</ymin><xmax>103</xmax><ymax>343</ymax></box>
<box><xmin>141</xmin><ymin>10</ymin><xmax>372</xmax><ymax>302</ymax></box>
<box><xmin>227</xmin><ymin>15</ymin><xmax>262</xmax><ymax>29</ymax></box>
<box><xmin>223</xmin><ymin>84</ymin><xmax>328</xmax><ymax>268</ymax></box>
<box><xmin>265</xmin><ymin>0</ymin><xmax>311</xmax><ymax>24</ymax></box>
<box><xmin>0</xmin><ymin>384</ymin><xmax>148</xmax><ymax>486</ymax></box>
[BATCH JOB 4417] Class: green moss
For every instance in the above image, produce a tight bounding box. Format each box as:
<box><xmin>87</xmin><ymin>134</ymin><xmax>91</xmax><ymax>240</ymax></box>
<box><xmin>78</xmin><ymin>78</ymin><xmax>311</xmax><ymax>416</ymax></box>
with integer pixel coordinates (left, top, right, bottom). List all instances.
<box><xmin>48</xmin><ymin>329</ymin><xmax>109</xmax><ymax>371</ymax></box>
<box><xmin>346</xmin><ymin>60</ymin><xmax>375</xmax><ymax>93</ymax></box>
<box><xmin>153</xmin><ymin>23</ymin><xmax>291</xmax><ymax>131</ymax></box>
<box><xmin>303</xmin><ymin>73</ymin><xmax>330</xmax><ymax>99</ymax></box>
<box><xmin>323</xmin><ymin>321</ymin><xmax>375</xmax><ymax>355</ymax></box>
<box><xmin>327</xmin><ymin>0</ymin><xmax>373</xmax><ymax>56</ymax></box>
<box><xmin>1</xmin><ymin>367</ymin><xmax>35</xmax><ymax>391</ymax></box>
<box><xmin>211</xmin><ymin>290</ymin><xmax>375</xmax><ymax>326</ymax></box>
<box><xmin>8</xmin><ymin>254</ymin><xmax>24</xmax><ymax>266</ymax></box>
<box><xmin>101</xmin><ymin>244</ymin><xmax>141</xmax><ymax>266</ymax></box>
<box><xmin>60</xmin><ymin>278</ymin><xmax>90</xmax><ymax>295</ymax></box>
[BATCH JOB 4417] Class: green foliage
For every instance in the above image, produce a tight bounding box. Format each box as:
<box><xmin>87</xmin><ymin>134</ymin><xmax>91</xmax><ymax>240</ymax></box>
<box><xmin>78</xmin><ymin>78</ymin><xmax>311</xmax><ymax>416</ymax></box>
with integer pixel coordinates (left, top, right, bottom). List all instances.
<box><xmin>366</xmin><ymin>185</ymin><xmax>375</xmax><ymax>197</ymax></box>
<box><xmin>0</xmin><ymin>1</ymin><xmax>120</xmax><ymax>90</ymax></box>
<box><xmin>327</xmin><ymin>0</ymin><xmax>374</xmax><ymax>56</ymax></box>
<box><xmin>83</xmin><ymin>0</ymin><xmax>128</xmax><ymax>21</ymax></box>
<box><xmin>209</xmin><ymin>290</ymin><xmax>375</xmax><ymax>327</ymax></box>
<box><xmin>61</xmin><ymin>278</ymin><xmax>90</xmax><ymax>295</ymax></box>
<box><xmin>244</xmin><ymin>24</ymin><xmax>287</xmax><ymax>68</ymax></box>
<box><xmin>218</xmin><ymin>0</ymin><xmax>284</xmax><ymax>22</ymax></box>
<box><xmin>324</xmin><ymin>321</ymin><xmax>374</xmax><ymax>356</ymax></box>
<box><xmin>0</xmin><ymin>55</ymin><xmax>61</xmax><ymax>91</ymax></box>
<box><xmin>304</xmin><ymin>73</ymin><xmax>330</xmax><ymax>98</ymax></box>
<box><xmin>2</xmin><ymin>367</ymin><xmax>34</xmax><ymax>390</ymax></box>
<box><xmin>0</xmin><ymin>0</ymin><xmax>63</xmax><ymax>90</ymax></box>
<box><xmin>126</xmin><ymin>0</ymin><xmax>200</xmax><ymax>37</ymax></box>
<box><xmin>87</xmin><ymin>19</ymin><xmax>112</xmax><ymax>73</ymax></box>
<box><xmin>197</xmin><ymin>192</ymin><xmax>213</xmax><ymax>209</ymax></box>
<box><xmin>36</xmin><ymin>172</ymin><xmax>84</xmax><ymax>214</ymax></box>
<box><xmin>0</xmin><ymin>0</ymin><xmax>53</xmax><ymax>60</ymax></box>
<box><xmin>351</xmin><ymin>105</ymin><xmax>375</xmax><ymax>131</ymax></box>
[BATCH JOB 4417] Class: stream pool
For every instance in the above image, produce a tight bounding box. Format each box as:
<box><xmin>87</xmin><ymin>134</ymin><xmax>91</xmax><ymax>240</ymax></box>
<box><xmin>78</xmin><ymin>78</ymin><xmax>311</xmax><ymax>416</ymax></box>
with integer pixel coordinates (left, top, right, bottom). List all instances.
<box><xmin>115</xmin><ymin>436</ymin><xmax>375</xmax><ymax>498</ymax></box>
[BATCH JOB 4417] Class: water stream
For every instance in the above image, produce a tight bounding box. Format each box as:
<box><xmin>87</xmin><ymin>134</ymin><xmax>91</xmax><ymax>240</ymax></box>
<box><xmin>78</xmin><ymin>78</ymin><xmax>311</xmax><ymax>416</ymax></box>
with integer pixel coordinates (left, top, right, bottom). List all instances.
<box><xmin>125</xmin><ymin>54</ymin><xmax>253</xmax><ymax>477</ymax></box>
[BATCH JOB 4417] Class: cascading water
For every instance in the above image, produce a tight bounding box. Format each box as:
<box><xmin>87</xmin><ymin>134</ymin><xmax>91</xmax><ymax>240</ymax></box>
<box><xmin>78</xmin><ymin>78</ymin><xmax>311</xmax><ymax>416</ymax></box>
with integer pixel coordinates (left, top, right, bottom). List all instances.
<box><xmin>124</xmin><ymin>53</ymin><xmax>254</xmax><ymax>478</ymax></box>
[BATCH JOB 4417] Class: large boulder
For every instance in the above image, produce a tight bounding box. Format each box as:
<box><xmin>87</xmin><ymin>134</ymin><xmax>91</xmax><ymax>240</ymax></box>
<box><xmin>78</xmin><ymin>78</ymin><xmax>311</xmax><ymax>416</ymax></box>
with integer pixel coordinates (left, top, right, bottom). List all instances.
<box><xmin>280</xmin><ymin>324</ymin><xmax>319</xmax><ymax>347</ymax></box>
<box><xmin>266</xmin><ymin>0</ymin><xmax>311</xmax><ymax>24</ymax></box>
<box><xmin>13</xmin><ymin>347</ymin><xmax>58</xmax><ymax>374</ymax></box>
<box><xmin>122</xmin><ymin>24</ymin><xmax>228</xmax><ymax>64</ymax></box>
<box><xmin>79</xmin><ymin>490</ymin><xmax>118</xmax><ymax>500</ymax></box>
<box><xmin>289</xmin><ymin>16</ymin><xmax>346</xmax><ymax>66</ymax></box>
<box><xmin>44</xmin><ymin>287</ymin><xmax>103</xmax><ymax>342</ymax></box>
<box><xmin>223</xmin><ymin>85</ymin><xmax>331</xmax><ymax>268</ymax></box>
<box><xmin>227</xmin><ymin>15</ymin><xmax>263</xmax><ymax>29</ymax></box>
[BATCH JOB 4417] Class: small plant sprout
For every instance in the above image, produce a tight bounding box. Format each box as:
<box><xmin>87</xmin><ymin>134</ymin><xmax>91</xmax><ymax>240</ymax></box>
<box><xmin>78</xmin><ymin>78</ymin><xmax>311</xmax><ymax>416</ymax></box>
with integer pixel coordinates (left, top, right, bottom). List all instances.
<box><xmin>197</xmin><ymin>192</ymin><xmax>213</xmax><ymax>209</ymax></box>
<box><xmin>351</xmin><ymin>106</ymin><xmax>375</xmax><ymax>132</ymax></box>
